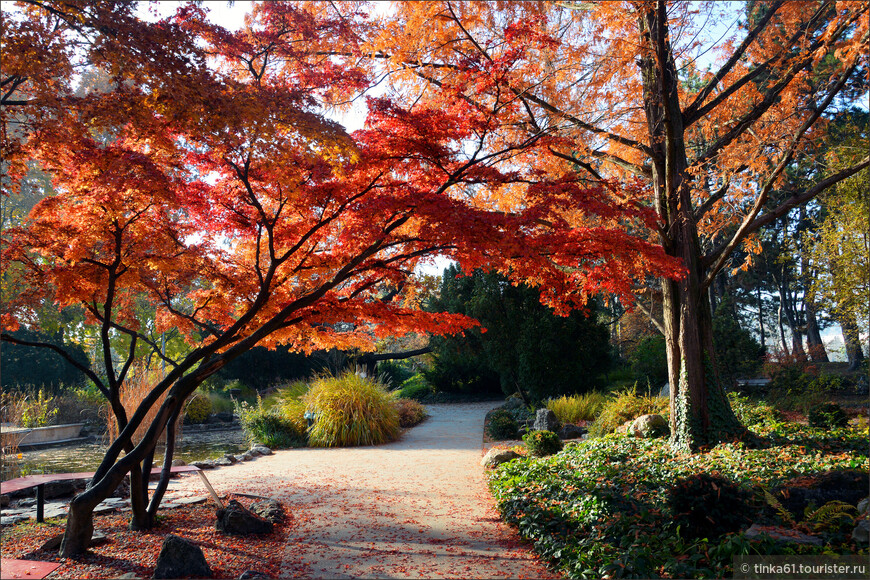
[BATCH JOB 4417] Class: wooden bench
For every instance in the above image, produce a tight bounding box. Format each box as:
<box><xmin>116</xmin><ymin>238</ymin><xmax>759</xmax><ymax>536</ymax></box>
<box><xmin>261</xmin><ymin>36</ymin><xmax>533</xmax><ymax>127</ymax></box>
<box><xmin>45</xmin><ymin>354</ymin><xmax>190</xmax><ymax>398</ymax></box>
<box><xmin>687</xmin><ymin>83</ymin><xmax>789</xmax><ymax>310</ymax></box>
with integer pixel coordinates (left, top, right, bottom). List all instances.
<box><xmin>0</xmin><ymin>558</ymin><xmax>62</xmax><ymax>579</ymax></box>
<box><xmin>1</xmin><ymin>465</ymin><xmax>221</xmax><ymax>523</ymax></box>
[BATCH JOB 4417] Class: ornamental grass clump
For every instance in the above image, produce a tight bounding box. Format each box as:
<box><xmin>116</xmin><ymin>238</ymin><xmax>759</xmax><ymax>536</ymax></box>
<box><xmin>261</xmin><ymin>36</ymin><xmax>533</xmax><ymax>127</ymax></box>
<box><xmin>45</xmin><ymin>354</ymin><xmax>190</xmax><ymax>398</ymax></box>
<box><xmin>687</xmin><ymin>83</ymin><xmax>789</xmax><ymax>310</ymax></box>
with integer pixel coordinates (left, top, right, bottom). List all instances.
<box><xmin>393</xmin><ymin>398</ymin><xmax>427</xmax><ymax>428</ymax></box>
<box><xmin>546</xmin><ymin>392</ymin><xmax>607</xmax><ymax>425</ymax></box>
<box><xmin>236</xmin><ymin>396</ymin><xmax>307</xmax><ymax>449</ymax></box>
<box><xmin>588</xmin><ymin>386</ymin><xmax>668</xmax><ymax>437</ymax></box>
<box><xmin>303</xmin><ymin>372</ymin><xmax>400</xmax><ymax>447</ymax></box>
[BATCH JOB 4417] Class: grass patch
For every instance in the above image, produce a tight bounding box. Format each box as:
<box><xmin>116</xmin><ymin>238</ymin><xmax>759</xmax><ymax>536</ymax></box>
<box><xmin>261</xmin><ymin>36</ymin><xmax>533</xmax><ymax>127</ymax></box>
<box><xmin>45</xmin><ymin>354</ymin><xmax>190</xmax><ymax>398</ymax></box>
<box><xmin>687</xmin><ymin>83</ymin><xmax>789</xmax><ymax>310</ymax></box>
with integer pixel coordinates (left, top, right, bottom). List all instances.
<box><xmin>545</xmin><ymin>392</ymin><xmax>607</xmax><ymax>425</ymax></box>
<box><xmin>487</xmin><ymin>396</ymin><xmax>869</xmax><ymax>579</ymax></box>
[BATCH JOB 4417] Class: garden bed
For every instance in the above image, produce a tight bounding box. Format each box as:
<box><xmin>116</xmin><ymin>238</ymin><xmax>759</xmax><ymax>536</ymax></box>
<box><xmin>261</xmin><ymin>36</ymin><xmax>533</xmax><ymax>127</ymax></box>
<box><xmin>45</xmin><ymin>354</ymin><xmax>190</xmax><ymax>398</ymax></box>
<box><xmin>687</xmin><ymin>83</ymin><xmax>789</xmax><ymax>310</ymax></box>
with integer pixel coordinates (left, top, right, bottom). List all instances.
<box><xmin>487</xmin><ymin>396</ymin><xmax>869</xmax><ymax>578</ymax></box>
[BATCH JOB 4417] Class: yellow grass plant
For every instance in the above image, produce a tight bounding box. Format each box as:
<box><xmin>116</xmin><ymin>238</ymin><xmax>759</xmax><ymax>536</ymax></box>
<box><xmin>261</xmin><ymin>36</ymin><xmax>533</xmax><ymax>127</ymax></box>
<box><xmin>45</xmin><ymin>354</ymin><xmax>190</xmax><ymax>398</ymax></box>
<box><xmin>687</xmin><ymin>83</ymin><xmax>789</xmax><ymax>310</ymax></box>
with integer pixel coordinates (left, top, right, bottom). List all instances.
<box><xmin>303</xmin><ymin>371</ymin><xmax>399</xmax><ymax>447</ymax></box>
<box><xmin>545</xmin><ymin>392</ymin><xmax>607</xmax><ymax>425</ymax></box>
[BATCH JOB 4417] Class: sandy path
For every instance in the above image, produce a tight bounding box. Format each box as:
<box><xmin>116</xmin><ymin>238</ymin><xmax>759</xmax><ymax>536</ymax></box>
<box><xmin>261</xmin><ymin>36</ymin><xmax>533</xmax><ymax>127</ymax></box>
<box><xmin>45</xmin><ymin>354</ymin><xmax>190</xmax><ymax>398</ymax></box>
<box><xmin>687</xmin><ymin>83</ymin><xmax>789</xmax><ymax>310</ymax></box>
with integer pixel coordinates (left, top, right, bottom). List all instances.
<box><xmin>171</xmin><ymin>402</ymin><xmax>558</xmax><ymax>579</ymax></box>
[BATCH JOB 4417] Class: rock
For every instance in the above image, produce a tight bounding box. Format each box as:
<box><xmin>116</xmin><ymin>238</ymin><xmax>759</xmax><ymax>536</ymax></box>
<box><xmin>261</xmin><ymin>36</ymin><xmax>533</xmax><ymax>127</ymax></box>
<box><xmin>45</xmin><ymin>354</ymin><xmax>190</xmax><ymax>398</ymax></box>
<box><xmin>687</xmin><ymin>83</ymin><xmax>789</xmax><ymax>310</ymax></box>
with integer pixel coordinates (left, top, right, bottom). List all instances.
<box><xmin>481</xmin><ymin>448</ymin><xmax>522</xmax><ymax>468</ymax></box>
<box><xmin>225</xmin><ymin>454</ymin><xmax>239</xmax><ymax>464</ymax></box>
<box><xmin>238</xmin><ymin>571</ymin><xmax>271</xmax><ymax>580</ymax></box>
<box><xmin>214</xmin><ymin>412</ymin><xmax>235</xmax><ymax>423</ymax></box>
<box><xmin>152</xmin><ymin>534</ymin><xmax>212</xmax><ymax>579</ymax></box>
<box><xmin>247</xmin><ymin>448</ymin><xmax>262</xmax><ymax>457</ymax></box>
<box><xmin>250</xmin><ymin>499</ymin><xmax>284</xmax><ymax>524</ymax></box>
<box><xmin>630</xmin><ymin>414</ymin><xmax>669</xmax><ymax>438</ymax></box>
<box><xmin>744</xmin><ymin>524</ymin><xmax>822</xmax><ymax>546</ymax></box>
<box><xmin>112</xmin><ymin>477</ymin><xmax>130</xmax><ymax>498</ymax></box>
<box><xmin>774</xmin><ymin>470</ymin><xmax>869</xmax><ymax>520</ymax></box>
<box><xmin>615</xmin><ymin>419</ymin><xmax>634</xmax><ymax>434</ymax></box>
<box><xmin>241</xmin><ymin>452</ymin><xmax>253</xmax><ymax>461</ymax></box>
<box><xmin>532</xmin><ymin>409</ymin><xmax>559</xmax><ymax>432</ymax></box>
<box><xmin>175</xmin><ymin>496</ymin><xmax>208</xmax><ymax>505</ymax></box>
<box><xmin>0</xmin><ymin>515</ymin><xmax>29</xmax><ymax>525</ymax></box>
<box><xmin>171</xmin><ymin>459</ymin><xmax>187</xmax><ymax>467</ymax></box>
<box><xmin>851</xmin><ymin>520</ymin><xmax>869</xmax><ymax>544</ymax></box>
<box><xmin>558</xmin><ymin>424</ymin><xmax>586</xmax><ymax>440</ymax></box>
<box><xmin>234</xmin><ymin>455</ymin><xmax>247</xmax><ymax>463</ymax></box>
<box><xmin>44</xmin><ymin>479</ymin><xmax>86</xmax><ymax>499</ymax></box>
<box><xmin>213</xmin><ymin>457</ymin><xmax>233</xmax><ymax>467</ymax></box>
<box><xmin>857</xmin><ymin>497</ymin><xmax>869</xmax><ymax>515</ymax></box>
<box><xmin>251</xmin><ymin>446</ymin><xmax>272</xmax><ymax>456</ymax></box>
<box><xmin>216</xmin><ymin>500</ymin><xmax>273</xmax><ymax>535</ymax></box>
<box><xmin>191</xmin><ymin>460</ymin><xmax>216</xmax><ymax>469</ymax></box>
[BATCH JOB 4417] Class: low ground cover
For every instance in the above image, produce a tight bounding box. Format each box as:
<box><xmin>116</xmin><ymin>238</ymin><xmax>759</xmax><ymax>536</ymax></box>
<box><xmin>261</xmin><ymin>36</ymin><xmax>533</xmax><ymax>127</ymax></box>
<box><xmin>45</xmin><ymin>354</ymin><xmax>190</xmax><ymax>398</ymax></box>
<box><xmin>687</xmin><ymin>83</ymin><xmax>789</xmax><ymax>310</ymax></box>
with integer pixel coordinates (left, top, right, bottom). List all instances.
<box><xmin>0</xmin><ymin>495</ymin><xmax>292</xmax><ymax>579</ymax></box>
<box><xmin>488</xmin><ymin>395</ymin><xmax>869</xmax><ymax>578</ymax></box>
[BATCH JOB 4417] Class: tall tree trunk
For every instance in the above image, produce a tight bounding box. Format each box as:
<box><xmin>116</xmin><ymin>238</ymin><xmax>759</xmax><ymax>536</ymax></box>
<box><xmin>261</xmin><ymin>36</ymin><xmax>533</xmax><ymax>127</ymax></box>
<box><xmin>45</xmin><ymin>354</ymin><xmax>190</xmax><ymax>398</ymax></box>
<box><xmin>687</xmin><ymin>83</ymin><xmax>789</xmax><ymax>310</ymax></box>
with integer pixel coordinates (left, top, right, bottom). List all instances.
<box><xmin>839</xmin><ymin>312</ymin><xmax>866</xmax><ymax>371</ymax></box>
<box><xmin>756</xmin><ymin>285</ymin><xmax>766</xmax><ymax>352</ymax></box>
<box><xmin>805</xmin><ymin>301</ymin><xmax>829</xmax><ymax>362</ymax></box>
<box><xmin>778</xmin><ymin>299</ymin><xmax>790</xmax><ymax>356</ymax></box>
<box><xmin>639</xmin><ymin>2</ymin><xmax>746</xmax><ymax>453</ymax></box>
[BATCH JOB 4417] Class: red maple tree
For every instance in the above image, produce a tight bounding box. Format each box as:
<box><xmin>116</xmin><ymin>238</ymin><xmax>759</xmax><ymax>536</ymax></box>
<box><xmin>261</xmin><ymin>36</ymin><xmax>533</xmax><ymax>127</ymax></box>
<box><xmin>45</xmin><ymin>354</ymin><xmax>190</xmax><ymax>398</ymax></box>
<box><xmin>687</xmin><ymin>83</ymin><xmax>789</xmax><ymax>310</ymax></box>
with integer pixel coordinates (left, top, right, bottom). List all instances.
<box><xmin>1</xmin><ymin>1</ymin><xmax>681</xmax><ymax>554</ymax></box>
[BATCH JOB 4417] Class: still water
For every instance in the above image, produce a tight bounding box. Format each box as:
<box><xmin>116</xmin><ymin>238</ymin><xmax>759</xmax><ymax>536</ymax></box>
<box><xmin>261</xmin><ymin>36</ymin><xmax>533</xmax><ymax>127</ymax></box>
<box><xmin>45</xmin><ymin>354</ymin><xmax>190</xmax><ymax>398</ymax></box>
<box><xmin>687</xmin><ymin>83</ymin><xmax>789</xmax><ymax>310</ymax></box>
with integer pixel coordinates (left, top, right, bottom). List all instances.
<box><xmin>2</xmin><ymin>428</ymin><xmax>248</xmax><ymax>481</ymax></box>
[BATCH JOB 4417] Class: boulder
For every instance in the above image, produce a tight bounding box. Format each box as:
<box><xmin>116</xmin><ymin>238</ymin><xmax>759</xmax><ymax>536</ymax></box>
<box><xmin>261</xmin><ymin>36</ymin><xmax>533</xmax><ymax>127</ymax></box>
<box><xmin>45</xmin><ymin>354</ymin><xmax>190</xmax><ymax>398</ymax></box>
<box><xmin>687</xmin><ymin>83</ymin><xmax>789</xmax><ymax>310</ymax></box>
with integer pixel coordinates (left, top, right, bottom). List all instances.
<box><xmin>216</xmin><ymin>500</ymin><xmax>273</xmax><ymax>535</ymax></box>
<box><xmin>190</xmin><ymin>460</ymin><xmax>216</xmax><ymax>470</ymax></box>
<box><xmin>250</xmin><ymin>499</ymin><xmax>284</xmax><ymax>524</ymax></box>
<box><xmin>558</xmin><ymin>424</ymin><xmax>586</xmax><ymax>440</ymax></box>
<box><xmin>251</xmin><ymin>446</ymin><xmax>272</xmax><ymax>456</ymax></box>
<box><xmin>44</xmin><ymin>479</ymin><xmax>87</xmax><ymax>499</ymax></box>
<box><xmin>852</xmin><ymin>520</ymin><xmax>869</xmax><ymax>545</ymax></box>
<box><xmin>532</xmin><ymin>409</ymin><xmax>560</xmax><ymax>432</ymax></box>
<box><xmin>744</xmin><ymin>524</ymin><xmax>822</xmax><ymax>546</ymax></box>
<box><xmin>630</xmin><ymin>414</ymin><xmax>669</xmax><ymax>438</ymax></box>
<box><xmin>171</xmin><ymin>459</ymin><xmax>187</xmax><ymax>467</ymax></box>
<box><xmin>481</xmin><ymin>448</ymin><xmax>522</xmax><ymax>468</ymax></box>
<box><xmin>857</xmin><ymin>497</ymin><xmax>869</xmax><ymax>515</ymax></box>
<box><xmin>225</xmin><ymin>454</ymin><xmax>239</xmax><ymax>464</ymax></box>
<box><xmin>213</xmin><ymin>457</ymin><xmax>233</xmax><ymax>467</ymax></box>
<box><xmin>152</xmin><ymin>535</ymin><xmax>212</xmax><ymax>579</ymax></box>
<box><xmin>213</xmin><ymin>412</ymin><xmax>235</xmax><ymax>423</ymax></box>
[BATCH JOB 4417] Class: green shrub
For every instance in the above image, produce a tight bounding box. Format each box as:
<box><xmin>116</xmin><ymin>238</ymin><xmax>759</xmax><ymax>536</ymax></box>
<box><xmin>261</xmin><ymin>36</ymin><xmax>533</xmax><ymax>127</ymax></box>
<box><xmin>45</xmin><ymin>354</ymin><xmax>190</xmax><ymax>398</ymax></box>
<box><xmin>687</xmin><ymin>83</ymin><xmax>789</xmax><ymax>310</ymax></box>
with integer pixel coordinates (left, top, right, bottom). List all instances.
<box><xmin>204</xmin><ymin>390</ymin><xmax>234</xmax><ymax>414</ymax></box>
<box><xmin>377</xmin><ymin>361</ymin><xmax>415</xmax><ymax>388</ymax></box>
<box><xmin>394</xmin><ymin>374</ymin><xmax>432</xmax><ymax>401</ymax></box>
<box><xmin>184</xmin><ymin>393</ymin><xmax>213</xmax><ymax>424</ymax></box>
<box><xmin>263</xmin><ymin>380</ymin><xmax>310</xmax><ymax>411</ymax></box>
<box><xmin>486</xmin><ymin>409</ymin><xmax>519</xmax><ymax>440</ymax></box>
<box><xmin>18</xmin><ymin>388</ymin><xmax>58</xmax><ymax>428</ymax></box>
<box><xmin>236</xmin><ymin>397</ymin><xmax>306</xmax><ymax>448</ymax></box>
<box><xmin>667</xmin><ymin>473</ymin><xmax>751</xmax><ymax>539</ymax></box>
<box><xmin>523</xmin><ymin>430</ymin><xmax>563</xmax><ymax>457</ymax></box>
<box><xmin>546</xmin><ymin>392</ymin><xmax>607</xmax><ymax>425</ymax></box>
<box><xmin>808</xmin><ymin>402</ymin><xmax>849</xmax><ymax>428</ymax></box>
<box><xmin>393</xmin><ymin>398</ymin><xmax>427</xmax><ymax>428</ymax></box>
<box><xmin>588</xmin><ymin>386</ymin><xmax>668</xmax><ymax>437</ymax></box>
<box><xmin>303</xmin><ymin>372</ymin><xmax>399</xmax><ymax>447</ymax></box>
<box><xmin>727</xmin><ymin>392</ymin><xmax>781</xmax><ymax>430</ymax></box>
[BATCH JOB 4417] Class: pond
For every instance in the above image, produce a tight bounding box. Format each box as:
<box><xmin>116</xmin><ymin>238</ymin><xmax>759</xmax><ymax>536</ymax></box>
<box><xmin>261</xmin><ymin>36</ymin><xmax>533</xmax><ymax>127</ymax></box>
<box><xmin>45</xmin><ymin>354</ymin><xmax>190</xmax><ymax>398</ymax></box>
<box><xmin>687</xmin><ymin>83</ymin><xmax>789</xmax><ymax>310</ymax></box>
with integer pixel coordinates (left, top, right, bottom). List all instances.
<box><xmin>1</xmin><ymin>428</ymin><xmax>248</xmax><ymax>481</ymax></box>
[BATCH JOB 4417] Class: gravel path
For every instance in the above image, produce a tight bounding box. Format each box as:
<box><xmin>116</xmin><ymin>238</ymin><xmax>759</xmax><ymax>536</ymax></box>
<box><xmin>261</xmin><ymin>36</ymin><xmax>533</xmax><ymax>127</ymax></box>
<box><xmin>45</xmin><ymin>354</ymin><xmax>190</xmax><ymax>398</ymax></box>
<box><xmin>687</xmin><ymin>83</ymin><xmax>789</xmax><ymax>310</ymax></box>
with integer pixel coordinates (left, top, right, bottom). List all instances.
<box><xmin>172</xmin><ymin>402</ymin><xmax>558</xmax><ymax>579</ymax></box>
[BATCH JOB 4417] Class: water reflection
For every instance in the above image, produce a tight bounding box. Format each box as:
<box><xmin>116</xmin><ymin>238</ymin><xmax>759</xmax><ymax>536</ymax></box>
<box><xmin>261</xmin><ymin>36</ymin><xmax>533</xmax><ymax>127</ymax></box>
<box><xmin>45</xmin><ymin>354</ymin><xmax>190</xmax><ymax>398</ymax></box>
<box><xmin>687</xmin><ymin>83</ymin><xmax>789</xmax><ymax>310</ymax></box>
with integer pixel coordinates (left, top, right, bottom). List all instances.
<box><xmin>2</xmin><ymin>428</ymin><xmax>248</xmax><ymax>481</ymax></box>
